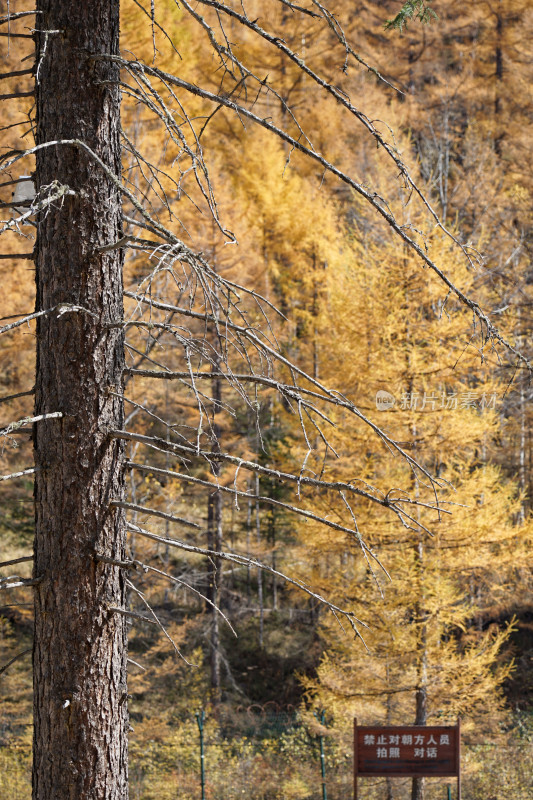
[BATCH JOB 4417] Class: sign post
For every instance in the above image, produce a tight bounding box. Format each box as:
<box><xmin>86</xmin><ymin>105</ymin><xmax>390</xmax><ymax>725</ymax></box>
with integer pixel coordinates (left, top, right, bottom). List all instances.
<box><xmin>354</xmin><ymin>719</ymin><xmax>461</xmax><ymax>800</ymax></box>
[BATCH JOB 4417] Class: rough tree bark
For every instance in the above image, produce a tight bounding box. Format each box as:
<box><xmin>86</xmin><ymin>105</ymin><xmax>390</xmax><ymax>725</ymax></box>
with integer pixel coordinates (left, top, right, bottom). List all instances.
<box><xmin>32</xmin><ymin>2</ymin><xmax>128</xmax><ymax>799</ymax></box>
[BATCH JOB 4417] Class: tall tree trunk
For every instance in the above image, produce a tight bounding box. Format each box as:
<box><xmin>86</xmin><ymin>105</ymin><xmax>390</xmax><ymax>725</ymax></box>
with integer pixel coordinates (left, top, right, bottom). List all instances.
<box><xmin>33</xmin><ymin>3</ymin><xmax>128</xmax><ymax>799</ymax></box>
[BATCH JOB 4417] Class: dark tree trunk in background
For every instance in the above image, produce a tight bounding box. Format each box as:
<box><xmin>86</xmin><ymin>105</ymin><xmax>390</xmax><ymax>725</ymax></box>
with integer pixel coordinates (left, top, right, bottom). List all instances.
<box><xmin>411</xmin><ymin>536</ymin><xmax>428</xmax><ymax>800</ymax></box>
<box><xmin>33</xmin><ymin>2</ymin><xmax>128</xmax><ymax>799</ymax></box>
<box><xmin>207</xmin><ymin>362</ymin><xmax>222</xmax><ymax>698</ymax></box>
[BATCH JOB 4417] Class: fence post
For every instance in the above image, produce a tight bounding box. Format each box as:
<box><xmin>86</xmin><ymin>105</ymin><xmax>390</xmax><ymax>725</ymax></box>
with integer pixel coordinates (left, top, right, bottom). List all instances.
<box><xmin>195</xmin><ymin>710</ymin><xmax>206</xmax><ymax>800</ymax></box>
<box><xmin>314</xmin><ymin>710</ymin><xmax>328</xmax><ymax>800</ymax></box>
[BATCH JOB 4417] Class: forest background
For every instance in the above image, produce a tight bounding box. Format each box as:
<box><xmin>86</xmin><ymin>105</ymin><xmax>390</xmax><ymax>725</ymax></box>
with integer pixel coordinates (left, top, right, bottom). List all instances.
<box><xmin>0</xmin><ymin>1</ymin><xmax>532</xmax><ymax>798</ymax></box>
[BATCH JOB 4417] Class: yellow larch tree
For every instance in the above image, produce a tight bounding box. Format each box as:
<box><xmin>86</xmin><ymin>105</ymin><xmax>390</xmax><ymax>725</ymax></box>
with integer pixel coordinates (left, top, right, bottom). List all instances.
<box><xmin>293</xmin><ymin>155</ymin><xmax>530</xmax><ymax>798</ymax></box>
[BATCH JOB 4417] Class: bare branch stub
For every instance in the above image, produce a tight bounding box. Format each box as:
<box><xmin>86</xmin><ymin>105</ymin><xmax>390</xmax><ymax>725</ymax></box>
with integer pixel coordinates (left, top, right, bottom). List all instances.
<box><xmin>0</xmin><ymin>648</ymin><xmax>32</xmax><ymax>677</ymax></box>
<box><xmin>0</xmin><ymin>555</ymin><xmax>33</xmax><ymax>569</ymax></box>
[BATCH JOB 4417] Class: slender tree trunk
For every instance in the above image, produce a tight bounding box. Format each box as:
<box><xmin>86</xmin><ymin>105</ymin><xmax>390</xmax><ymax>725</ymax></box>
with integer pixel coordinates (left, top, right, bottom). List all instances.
<box><xmin>33</xmin><ymin>3</ymin><xmax>128</xmax><ymax>799</ymax></box>
<box><xmin>205</xmin><ymin>242</ymin><xmax>223</xmax><ymax>698</ymax></box>
<box><xmin>206</xmin><ymin>461</ymin><xmax>222</xmax><ymax>697</ymax></box>
<box><xmin>517</xmin><ymin>306</ymin><xmax>527</xmax><ymax>522</ymax></box>
<box><xmin>385</xmin><ymin>662</ymin><xmax>394</xmax><ymax>800</ymax></box>
<box><xmin>411</xmin><ymin>416</ymin><xmax>426</xmax><ymax>800</ymax></box>
<box><xmin>494</xmin><ymin>12</ymin><xmax>503</xmax><ymax>155</ymax></box>
<box><xmin>256</xmin><ymin>472</ymin><xmax>264</xmax><ymax>648</ymax></box>
<box><xmin>246</xmin><ymin>480</ymin><xmax>252</xmax><ymax>598</ymax></box>
<box><xmin>411</xmin><ymin>659</ymin><xmax>428</xmax><ymax>800</ymax></box>
<box><xmin>411</xmin><ymin>535</ymin><xmax>428</xmax><ymax>800</ymax></box>
<box><xmin>269</xmin><ymin>506</ymin><xmax>278</xmax><ymax>611</ymax></box>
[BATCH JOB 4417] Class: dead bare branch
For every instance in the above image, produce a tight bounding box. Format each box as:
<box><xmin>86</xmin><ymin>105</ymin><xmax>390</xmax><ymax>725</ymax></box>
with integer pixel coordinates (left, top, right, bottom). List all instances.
<box><xmin>0</xmin><ymin>648</ymin><xmax>31</xmax><ymax>677</ymax></box>
<box><xmin>110</xmin><ymin>500</ymin><xmax>201</xmax><ymax>530</ymax></box>
<box><xmin>0</xmin><ymin>555</ymin><xmax>33</xmax><ymax>569</ymax></box>
<box><xmin>127</xmin><ymin>520</ymin><xmax>369</xmax><ymax>643</ymax></box>
<box><xmin>0</xmin><ymin>467</ymin><xmax>36</xmax><ymax>482</ymax></box>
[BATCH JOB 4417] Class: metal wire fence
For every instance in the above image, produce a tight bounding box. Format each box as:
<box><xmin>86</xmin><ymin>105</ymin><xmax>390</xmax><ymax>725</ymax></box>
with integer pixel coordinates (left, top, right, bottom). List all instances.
<box><xmin>1</xmin><ymin>706</ymin><xmax>532</xmax><ymax>800</ymax></box>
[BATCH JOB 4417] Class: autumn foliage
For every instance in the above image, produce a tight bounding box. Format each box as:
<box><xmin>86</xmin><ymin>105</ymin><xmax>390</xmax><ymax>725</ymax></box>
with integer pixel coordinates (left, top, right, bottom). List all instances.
<box><xmin>1</xmin><ymin>1</ymin><xmax>532</xmax><ymax>799</ymax></box>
